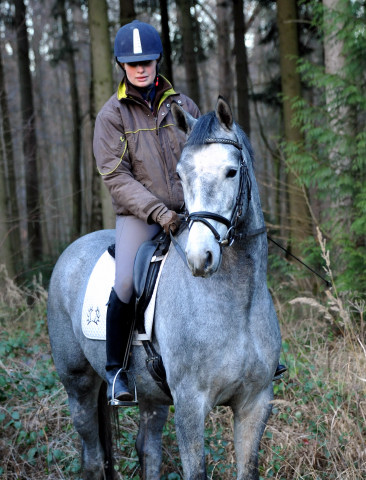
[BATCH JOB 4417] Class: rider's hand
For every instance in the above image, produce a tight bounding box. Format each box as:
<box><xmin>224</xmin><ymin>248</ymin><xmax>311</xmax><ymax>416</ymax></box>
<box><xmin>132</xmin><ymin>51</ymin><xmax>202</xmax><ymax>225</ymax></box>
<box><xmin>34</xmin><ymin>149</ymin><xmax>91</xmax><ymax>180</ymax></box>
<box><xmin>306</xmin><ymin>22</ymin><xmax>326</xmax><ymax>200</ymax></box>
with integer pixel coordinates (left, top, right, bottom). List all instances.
<box><xmin>150</xmin><ymin>205</ymin><xmax>183</xmax><ymax>234</ymax></box>
<box><xmin>158</xmin><ymin>210</ymin><xmax>181</xmax><ymax>234</ymax></box>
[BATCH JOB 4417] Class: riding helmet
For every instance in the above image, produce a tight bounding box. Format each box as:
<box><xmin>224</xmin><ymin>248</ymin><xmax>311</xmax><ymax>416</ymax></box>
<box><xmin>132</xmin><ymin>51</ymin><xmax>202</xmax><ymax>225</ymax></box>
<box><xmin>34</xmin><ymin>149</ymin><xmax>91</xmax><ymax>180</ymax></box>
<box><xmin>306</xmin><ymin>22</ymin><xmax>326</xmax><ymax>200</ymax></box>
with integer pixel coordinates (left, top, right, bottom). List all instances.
<box><xmin>114</xmin><ymin>20</ymin><xmax>163</xmax><ymax>63</ymax></box>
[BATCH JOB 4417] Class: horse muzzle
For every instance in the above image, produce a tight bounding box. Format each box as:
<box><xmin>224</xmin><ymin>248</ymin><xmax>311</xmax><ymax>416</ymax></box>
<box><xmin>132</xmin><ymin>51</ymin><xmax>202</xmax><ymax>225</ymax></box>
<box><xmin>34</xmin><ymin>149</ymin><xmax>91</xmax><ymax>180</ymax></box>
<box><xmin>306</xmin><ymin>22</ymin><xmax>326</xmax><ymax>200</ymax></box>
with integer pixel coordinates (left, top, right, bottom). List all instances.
<box><xmin>185</xmin><ymin>226</ymin><xmax>222</xmax><ymax>277</ymax></box>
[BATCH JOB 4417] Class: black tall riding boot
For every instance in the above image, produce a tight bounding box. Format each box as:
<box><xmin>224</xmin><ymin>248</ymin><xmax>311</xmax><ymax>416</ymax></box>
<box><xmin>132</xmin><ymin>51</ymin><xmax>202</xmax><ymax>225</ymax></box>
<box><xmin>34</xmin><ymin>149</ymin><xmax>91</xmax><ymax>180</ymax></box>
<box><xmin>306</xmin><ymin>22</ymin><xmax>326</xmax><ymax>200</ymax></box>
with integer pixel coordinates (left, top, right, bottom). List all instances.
<box><xmin>105</xmin><ymin>288</ymin><xmax>134</xmax><ymax>404</ymax></box>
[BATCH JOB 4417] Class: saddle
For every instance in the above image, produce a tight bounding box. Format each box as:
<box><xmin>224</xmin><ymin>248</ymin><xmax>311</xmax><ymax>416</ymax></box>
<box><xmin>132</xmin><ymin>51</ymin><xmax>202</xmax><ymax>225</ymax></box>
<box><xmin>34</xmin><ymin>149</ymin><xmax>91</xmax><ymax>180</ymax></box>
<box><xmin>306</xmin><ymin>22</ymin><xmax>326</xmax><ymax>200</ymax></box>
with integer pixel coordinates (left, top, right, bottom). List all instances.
<box><xmin>109</xmin><ymin>232</ymin><xmax>172</xmax><ymax>400</ymax></box>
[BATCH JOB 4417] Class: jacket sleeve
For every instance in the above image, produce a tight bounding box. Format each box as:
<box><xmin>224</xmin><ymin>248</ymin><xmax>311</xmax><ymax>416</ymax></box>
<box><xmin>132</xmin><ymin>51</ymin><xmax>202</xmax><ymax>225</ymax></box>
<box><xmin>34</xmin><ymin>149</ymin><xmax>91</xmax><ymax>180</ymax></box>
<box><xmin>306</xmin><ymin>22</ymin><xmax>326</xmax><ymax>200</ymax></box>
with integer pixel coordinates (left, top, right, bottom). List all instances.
<box><xmin>93</xmin><ymin>106</ymin><xmax>166</xmax><ymax>222</ymax></box>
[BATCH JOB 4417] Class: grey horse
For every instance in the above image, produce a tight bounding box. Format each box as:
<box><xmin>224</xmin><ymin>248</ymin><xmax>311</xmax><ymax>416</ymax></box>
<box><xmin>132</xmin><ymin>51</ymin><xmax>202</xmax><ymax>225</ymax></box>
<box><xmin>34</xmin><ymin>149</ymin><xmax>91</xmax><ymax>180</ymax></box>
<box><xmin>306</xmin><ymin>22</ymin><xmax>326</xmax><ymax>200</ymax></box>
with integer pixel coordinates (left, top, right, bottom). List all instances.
<box><xmin>47</xmin><ymin>97</ymin><xmax>281</xmax><ymax>479</ymax></box>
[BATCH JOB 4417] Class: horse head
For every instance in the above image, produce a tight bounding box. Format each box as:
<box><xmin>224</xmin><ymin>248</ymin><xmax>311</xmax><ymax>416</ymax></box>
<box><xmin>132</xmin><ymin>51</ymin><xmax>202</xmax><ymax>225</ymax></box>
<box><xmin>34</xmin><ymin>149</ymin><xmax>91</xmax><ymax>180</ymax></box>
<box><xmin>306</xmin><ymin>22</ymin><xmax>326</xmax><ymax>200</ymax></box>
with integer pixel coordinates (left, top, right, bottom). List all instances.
<box><xmin>172</xmin><ymin>96</ymin><xmax>255</xmax><ymax>278</ymax></box>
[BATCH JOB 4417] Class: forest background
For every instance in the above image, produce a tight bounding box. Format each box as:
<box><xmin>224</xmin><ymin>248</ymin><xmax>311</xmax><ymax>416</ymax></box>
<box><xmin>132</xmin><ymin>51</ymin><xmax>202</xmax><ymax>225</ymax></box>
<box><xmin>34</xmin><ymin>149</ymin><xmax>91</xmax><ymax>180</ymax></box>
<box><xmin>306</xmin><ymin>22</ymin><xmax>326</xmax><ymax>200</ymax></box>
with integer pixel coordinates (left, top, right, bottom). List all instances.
<box><xmin>0</xmin><ymin>0</ymin><xmax>365</xmax><ymax>294</ymax></box>
<box><xmin>0</xmin><ymin>0</ymin><xmax>365</xmax><ymax>479</ymax></box>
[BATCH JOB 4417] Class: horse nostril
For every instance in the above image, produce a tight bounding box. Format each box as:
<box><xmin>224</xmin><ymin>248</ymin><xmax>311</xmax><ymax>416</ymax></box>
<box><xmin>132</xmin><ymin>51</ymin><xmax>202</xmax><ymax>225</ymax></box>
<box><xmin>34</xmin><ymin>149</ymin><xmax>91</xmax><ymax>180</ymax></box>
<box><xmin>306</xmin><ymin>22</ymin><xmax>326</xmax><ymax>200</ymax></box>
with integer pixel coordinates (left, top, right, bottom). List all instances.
<box><xmin>205</xmin><ymin>251</ymin><xmax>213</xmax><ymax>269</ymax></box>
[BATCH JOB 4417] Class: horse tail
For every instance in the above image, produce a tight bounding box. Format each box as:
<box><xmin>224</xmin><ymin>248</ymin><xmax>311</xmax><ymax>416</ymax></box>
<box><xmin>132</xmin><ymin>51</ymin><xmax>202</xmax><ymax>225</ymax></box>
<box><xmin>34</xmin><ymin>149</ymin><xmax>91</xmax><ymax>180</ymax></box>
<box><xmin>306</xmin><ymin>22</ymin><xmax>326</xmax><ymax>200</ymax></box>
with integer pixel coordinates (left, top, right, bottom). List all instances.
<box><xmin>98</xmin><ymin>381</ymin><xmax>115</xmax><ymax>479</ymax></box>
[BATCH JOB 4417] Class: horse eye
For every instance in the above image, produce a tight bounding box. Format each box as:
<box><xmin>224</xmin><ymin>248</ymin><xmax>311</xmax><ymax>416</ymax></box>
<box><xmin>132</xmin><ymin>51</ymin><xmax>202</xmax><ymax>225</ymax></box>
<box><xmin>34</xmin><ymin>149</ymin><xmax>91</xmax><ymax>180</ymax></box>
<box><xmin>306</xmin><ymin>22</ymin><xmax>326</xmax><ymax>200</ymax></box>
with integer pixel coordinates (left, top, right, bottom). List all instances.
<box><xmin>226</xmin><ymin>169</ymin><xmax>238</xmax><ymax>178</ymax></box>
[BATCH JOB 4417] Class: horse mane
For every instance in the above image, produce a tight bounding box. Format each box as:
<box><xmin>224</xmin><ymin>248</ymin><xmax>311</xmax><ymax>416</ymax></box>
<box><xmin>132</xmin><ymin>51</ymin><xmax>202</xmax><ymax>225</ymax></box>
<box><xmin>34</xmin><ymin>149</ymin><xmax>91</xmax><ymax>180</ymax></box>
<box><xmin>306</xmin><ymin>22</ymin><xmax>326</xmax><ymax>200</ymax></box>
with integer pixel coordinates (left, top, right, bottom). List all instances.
<box><xmin>187</xmin><ymin>110</ymin><xmax>255</xmax><ymax>164</ymax></box>
<box><xmin>186</xmin><ymin>111</ymin><xmax>217</xmax><ymax>146</ymax></box>
<box><xmin>235</xmin><ymin>125</ymin><xmax>255</xmax><ymax>165</ymax></box>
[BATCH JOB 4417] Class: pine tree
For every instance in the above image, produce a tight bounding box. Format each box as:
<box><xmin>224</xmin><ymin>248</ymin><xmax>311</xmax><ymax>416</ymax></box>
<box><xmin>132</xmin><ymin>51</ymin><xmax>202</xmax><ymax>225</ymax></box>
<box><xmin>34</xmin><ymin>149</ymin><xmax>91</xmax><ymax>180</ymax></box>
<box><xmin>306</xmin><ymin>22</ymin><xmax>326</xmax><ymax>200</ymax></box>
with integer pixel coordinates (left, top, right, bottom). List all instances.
<box><xmin>285</xmin><ymin>0</ymin><xmax>366</xmax><ymax>294</ymax></box>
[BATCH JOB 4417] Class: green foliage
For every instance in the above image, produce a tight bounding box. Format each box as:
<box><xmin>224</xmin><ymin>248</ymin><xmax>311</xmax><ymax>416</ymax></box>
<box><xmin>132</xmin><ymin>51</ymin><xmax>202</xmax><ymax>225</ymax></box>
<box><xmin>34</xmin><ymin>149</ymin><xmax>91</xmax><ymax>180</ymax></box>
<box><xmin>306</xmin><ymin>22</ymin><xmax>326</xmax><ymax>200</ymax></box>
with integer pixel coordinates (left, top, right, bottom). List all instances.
<box><xmin>0</xmin><ymin>288</ymin><xmax>82</xmax><ymax>478</ymax></box>
<box><xmin>283</xmin><ymin>0</ymin><xmax>366</xmax><ymax>295</ymax></box>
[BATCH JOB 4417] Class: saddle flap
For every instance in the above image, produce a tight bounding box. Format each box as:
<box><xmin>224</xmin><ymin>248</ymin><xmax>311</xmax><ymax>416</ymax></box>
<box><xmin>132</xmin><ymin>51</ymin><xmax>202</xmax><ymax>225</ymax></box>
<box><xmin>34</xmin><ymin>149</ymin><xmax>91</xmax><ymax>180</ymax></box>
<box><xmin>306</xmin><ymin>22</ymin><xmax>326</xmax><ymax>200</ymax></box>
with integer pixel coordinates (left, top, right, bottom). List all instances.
<box><xmin>133</xmin><ymin>233</ymin><xmax>171</xmax><ymax>333</ymax></box>
<box><xmin>133</xmin><ymin>240</ymin><xmax>161</xmax><ymax>300</ymax></box>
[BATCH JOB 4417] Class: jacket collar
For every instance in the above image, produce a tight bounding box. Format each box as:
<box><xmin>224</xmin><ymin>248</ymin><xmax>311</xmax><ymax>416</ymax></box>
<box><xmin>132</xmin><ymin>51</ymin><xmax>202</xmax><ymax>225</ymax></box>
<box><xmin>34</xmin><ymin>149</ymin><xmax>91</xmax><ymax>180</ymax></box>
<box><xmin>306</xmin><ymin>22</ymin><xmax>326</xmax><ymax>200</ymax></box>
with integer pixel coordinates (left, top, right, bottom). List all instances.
<box><xmin>117</xmin><ymin>75</ymin><xmax>177</xmax><ymax>112</ymax></box>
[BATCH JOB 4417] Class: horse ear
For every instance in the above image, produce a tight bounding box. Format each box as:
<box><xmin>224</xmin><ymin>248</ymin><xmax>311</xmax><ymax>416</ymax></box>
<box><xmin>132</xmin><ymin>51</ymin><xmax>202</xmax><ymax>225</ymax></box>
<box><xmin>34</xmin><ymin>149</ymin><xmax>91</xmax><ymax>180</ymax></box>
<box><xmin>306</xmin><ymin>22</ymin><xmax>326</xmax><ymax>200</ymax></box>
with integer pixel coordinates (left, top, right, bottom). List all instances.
<box><xmin>171</xmin><ymin>102</ymin><xmax>197</xmax><ymax>135</ymax></box>
<box><xmin>215</xmin><ymin>95</ymin><xmax>233</xmax><ymax>131</ymax></box>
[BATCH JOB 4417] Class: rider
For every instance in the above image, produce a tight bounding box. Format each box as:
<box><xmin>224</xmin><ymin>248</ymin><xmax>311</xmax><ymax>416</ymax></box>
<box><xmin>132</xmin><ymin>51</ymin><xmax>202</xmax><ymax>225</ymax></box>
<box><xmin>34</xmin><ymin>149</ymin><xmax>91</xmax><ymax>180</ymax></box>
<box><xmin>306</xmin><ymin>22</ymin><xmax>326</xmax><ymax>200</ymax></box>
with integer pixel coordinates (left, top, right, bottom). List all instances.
<box><xmin>93</xmin><ymin>20</ymin><xmax>200</xmax><ymax>404</ymax></box>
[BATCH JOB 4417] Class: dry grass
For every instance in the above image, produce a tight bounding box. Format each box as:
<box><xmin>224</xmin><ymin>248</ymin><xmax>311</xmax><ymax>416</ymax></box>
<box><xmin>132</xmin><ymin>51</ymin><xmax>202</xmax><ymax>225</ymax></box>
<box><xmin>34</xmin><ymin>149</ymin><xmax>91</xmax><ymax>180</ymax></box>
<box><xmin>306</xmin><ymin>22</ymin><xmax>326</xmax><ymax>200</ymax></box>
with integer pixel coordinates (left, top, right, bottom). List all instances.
<box><xmin>0</xmin><ymin>232</ymin><xmax>365</xmax><ymax>479</ymax></box>
<box><xmin>260</xmin><ymin>306</ymin><xmax>366</xmax><ymax>479</ymax></box>
<box><xmin>256</xmin><ymin>228</ymin><xmax>366</xmax><ymax>479</ymax></box>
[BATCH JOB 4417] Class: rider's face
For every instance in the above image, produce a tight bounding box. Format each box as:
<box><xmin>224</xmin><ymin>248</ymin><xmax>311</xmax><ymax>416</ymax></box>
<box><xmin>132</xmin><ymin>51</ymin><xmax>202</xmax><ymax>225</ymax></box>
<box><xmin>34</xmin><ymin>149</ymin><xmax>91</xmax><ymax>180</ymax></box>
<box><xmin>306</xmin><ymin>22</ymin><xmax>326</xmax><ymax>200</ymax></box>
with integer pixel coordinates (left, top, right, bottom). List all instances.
<box><xmin>122</xmin><ymin>60</ymin><xmax>157</xmax><ymax>88</ymax></box>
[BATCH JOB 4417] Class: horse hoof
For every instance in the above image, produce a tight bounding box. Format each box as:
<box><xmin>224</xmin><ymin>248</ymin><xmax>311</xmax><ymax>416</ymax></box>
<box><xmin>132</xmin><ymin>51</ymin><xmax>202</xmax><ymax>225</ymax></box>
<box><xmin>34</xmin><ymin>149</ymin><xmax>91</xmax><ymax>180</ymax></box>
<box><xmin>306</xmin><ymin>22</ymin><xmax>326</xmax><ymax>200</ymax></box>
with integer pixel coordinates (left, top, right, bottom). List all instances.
<box><xmin>273</xmin><ymin>364</ymin><xmax>287</xmax><ymax>381</ymax></box>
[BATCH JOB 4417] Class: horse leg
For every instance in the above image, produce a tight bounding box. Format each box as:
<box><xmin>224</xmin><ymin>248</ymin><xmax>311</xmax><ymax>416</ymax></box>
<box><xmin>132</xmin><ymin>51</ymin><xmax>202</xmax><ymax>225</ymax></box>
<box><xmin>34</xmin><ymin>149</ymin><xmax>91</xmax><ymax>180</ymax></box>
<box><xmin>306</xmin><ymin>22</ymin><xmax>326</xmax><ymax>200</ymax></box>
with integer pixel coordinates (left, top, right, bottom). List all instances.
<box><xmin>173</xmin><ymin>396</ymin><xmax>207</xmax><ymax>480</ymax></box>
<box><xmin>53</xmin><ymin>330</ymin><xmax>110</xmax><ymax>480</ymax></box>
<box><xmin>135</xmin><ymin>402</ymin><xmax>169</xmax><ymax>480</ymax></box>
<box><xmin>64</xmin><ymin>366</ymin><xmax>109</xmax><ymax>480</ymax></box>
<box><xmin>97</xmin><ymin>381</ymin><xmax>115</xmax><ymax>479</ymax></box>
<box><xmin>232</xmin><ymin>387</ymin><xmax>273</xmax><ymax>480</ymax></box>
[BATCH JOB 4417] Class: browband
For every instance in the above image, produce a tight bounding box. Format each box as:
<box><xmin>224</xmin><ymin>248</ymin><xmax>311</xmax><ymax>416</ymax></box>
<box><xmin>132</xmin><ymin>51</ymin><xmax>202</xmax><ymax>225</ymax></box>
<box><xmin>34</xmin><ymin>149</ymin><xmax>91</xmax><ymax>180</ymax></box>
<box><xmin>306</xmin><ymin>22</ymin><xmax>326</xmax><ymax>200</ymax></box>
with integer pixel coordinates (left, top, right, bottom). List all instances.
<box><xmin>204</xmin><ymin>138</ymin><xmax>242</xmax><ymax>150</ymax></box>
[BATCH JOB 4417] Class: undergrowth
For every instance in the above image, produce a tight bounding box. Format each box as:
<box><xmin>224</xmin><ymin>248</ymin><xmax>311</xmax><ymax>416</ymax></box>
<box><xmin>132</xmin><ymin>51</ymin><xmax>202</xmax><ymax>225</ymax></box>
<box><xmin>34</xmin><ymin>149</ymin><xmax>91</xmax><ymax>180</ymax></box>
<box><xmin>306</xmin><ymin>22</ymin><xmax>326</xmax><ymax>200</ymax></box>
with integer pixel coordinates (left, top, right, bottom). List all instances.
<box><xmin>0</xmin><ymin>231</ymin><xmax>365</xmax><ymax>479</ymax></box>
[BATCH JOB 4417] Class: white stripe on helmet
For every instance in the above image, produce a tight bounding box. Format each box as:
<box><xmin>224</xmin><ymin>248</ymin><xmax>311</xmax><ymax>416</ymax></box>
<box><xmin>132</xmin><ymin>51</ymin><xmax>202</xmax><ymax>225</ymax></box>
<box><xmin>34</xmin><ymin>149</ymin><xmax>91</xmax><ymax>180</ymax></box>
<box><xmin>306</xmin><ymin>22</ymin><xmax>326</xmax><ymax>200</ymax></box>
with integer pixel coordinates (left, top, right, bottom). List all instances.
<box><xmin>133</xmin><ymin>28</ymin><xmax>142</xmax><ymax>54</ymax></box>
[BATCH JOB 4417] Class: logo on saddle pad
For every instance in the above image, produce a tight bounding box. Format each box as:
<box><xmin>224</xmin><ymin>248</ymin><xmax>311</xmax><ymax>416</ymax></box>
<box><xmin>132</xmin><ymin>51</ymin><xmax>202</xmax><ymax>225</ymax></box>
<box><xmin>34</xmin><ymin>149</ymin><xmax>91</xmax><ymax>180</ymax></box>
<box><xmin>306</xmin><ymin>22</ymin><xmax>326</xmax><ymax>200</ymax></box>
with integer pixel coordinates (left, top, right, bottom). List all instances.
<box><xmin>81</xmin><ymin>249</ymin><xmax>167</xmax><ymax>343</ymax></box>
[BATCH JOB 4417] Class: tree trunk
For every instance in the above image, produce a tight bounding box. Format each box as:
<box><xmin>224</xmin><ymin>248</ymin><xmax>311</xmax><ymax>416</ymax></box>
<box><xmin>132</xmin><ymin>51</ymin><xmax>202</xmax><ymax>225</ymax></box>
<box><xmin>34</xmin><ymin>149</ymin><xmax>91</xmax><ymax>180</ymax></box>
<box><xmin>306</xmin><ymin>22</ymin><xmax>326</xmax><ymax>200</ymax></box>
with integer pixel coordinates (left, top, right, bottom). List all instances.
<box><xmin>14</xmin><ymin>0</ymin><xmax>43</xmax><ymax>265</ymax></box>
<box><xmin>323</xmin><ymin>0</ymin><xmax>347</xmax><ymax>100</ymax></box>
<box><xmin>89</xmin><ymin>0</ymin><xmax>115</xmax><ymax>230</ymax></box>
<box><xmin>159</xmin><ymin>0</ymin><xmax>173</xmax><ymax>83</ymax></box>
<box><xmin>119</xmin><ymin>0</ymin><xmax>136</xmax><ymax>27</ymax></box>
<box><xmin>176</xmin><ymin>0</ymin><xmax>201</xmax><ymax>108</ymax></box>
<box><xmin>233</xmin><ymin>0</ymin><xmax>250</xmax><ymax>136</ymax></box>
<box><xmin>56</xmin><ymin>0</ymin><xmax>82</xmax><ymax>238</ymax></box>
<box><xmin>276</xmin><ymin>0</ymin><xmax>312</xmax><ymax>247</ymax></box>
<box><xmin>323</xmin><ymin>0</ymin><xmax>352</xmax><ymax>220</ymax></box>
<box><xmin>216</xmin><ymin>0</ymin><xmax>233</xmax><ymax>103</ymax></box>
<box><xmin>0</xmin><ymin>40</ymin><xmax>22</xmax><ymax>274</ymax></box>
<box><xmin>0</xmin><ymin>124</ymin><xmax>15</xmax><ymax>279</ymax></box>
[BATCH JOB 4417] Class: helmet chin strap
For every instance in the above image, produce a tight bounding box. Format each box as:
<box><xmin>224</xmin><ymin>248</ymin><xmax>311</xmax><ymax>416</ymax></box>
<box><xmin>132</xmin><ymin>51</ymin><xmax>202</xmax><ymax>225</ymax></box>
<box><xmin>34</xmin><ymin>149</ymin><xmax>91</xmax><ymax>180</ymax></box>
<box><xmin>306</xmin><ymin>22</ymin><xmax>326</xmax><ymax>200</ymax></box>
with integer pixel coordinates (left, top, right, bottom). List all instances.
<box><xmin>116</xmin><ymin>59</ymin><xmax>124</xmax><ymax>71</ymax></box>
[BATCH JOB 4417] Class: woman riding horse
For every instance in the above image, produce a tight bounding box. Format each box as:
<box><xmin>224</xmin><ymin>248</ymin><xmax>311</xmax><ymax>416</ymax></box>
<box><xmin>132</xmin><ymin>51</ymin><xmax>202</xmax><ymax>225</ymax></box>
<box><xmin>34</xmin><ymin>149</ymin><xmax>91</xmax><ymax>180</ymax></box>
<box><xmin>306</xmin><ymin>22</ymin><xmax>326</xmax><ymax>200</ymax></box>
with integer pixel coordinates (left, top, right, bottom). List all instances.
<box><xmin>93</xmin><ymin>20</ymin><xmax>200</xmax><ymax>403</ymax></box>
<box><xmin>93</xmin><ymin>20</ymin><xmax>285</xmax><ymax>405</ymax></box>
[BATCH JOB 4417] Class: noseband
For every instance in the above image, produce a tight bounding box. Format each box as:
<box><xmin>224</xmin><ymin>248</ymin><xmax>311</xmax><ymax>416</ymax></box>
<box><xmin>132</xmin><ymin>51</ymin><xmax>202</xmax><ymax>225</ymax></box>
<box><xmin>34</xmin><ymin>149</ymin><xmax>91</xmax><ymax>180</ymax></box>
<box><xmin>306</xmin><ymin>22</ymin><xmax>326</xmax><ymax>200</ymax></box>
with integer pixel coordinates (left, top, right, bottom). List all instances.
<box><xmin>187</xmin><ymin>137</ymin><xmax>257</xmax><ymax>247</ymax></box>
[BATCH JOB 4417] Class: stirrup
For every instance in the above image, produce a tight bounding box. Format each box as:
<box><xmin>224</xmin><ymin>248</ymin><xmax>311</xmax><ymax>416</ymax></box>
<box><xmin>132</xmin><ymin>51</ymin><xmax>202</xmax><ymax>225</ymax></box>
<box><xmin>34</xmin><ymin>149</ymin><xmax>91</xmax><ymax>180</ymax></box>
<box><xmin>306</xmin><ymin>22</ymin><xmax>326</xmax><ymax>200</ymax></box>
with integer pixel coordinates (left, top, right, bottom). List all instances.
<box><xmin>108</xmin><ymin>368</ymin><xmax>138</xmax><ymax>407</ymax></box>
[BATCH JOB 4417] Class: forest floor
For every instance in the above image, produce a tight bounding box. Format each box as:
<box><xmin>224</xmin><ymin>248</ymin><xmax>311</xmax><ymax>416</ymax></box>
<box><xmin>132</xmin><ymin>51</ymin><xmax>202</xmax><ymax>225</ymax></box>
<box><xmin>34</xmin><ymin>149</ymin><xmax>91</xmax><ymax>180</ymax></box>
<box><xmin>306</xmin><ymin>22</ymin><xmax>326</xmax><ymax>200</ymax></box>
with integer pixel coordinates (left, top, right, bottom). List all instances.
<box><xmin>0</xmin><ymin>261</ymin><xmax>365</xmax><ymax>479</ymax></box>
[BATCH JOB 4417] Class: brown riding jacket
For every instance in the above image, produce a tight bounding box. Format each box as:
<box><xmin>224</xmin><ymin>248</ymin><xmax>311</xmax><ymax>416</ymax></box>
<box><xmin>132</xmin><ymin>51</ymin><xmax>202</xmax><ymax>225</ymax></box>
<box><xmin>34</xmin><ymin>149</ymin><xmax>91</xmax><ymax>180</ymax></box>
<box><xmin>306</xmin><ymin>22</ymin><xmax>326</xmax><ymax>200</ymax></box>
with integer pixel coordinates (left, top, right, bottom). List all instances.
<box><xmin>93</xmin><ymin>76</ymin><xmax>200</xmax><ymax>222</ymax></box>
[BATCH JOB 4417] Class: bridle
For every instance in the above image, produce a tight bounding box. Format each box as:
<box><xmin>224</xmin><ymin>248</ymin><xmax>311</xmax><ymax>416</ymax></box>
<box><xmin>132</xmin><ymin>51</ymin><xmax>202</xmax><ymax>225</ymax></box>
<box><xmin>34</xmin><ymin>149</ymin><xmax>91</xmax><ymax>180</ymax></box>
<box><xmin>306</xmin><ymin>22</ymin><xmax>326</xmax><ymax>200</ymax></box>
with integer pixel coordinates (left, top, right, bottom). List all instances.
<box><xmin>170</xmin><ymin>135</ymin><xmax>267</xmax><ymax>266</ymax></box>
<box><xmin>185</xmin><ymin>137</ymin><xmax>265</xmax><ymax>248</ymax></box>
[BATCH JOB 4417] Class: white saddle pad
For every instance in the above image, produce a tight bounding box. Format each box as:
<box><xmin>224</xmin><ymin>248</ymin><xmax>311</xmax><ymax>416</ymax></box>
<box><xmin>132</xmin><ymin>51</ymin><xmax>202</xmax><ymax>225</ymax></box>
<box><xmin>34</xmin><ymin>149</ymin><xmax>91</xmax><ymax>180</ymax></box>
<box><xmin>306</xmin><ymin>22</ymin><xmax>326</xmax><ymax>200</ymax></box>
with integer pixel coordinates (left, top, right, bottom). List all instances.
<box><xmin>81</xmin><ymin>250</ymin><xmax>167</xmax><ymax>344</ymax></box>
